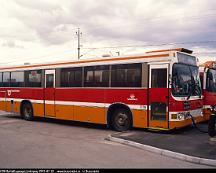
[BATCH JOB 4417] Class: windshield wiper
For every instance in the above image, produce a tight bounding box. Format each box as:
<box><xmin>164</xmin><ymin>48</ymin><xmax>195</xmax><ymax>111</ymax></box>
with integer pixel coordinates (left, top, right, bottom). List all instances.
<box><xmin>187</xmin><ymin>75</ymin><xmax>195</xmax><ymax>100</ymax></box>
<box><xmin>187</xmin><ymin>82</ymin><xmax>192</xmax><ymax>100</ymax></box>
<box><xmin>195</xmin><ymin>81</ymin><xmax>202</xmax><ymax>98</ymax></box>
<box><xmin>187</xmin><ymin>75</ymin><xmax>201</xmax><ymax>100</ymax></box>
<box><xmin>192</xmin><ymin>76</ymin><xmax>202</xmax><ymax>98</ymax></box>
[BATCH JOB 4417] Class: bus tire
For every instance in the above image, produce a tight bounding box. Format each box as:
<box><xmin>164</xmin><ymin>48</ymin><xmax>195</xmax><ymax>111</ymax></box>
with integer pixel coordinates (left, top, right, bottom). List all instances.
<box><xmin>208</xmin><ymin>114</ymin><xmax>216</xmax><ymax>137</ymax></box>
<box><xmin>111</xmin><ymin>109</ymin><xmax>132</xmax><ymax>132</ymax></box>
<box><xmin>21</xmin><ymin>102</ymin><xmax>34</xmax><ymax>121</ymax></box>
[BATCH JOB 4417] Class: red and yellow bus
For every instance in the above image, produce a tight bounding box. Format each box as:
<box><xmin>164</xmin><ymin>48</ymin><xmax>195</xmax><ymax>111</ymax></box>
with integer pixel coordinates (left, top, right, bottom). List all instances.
<box><xmin>199</xmin><ymin>61</ymin><xmax>216</xmax><ymax>121</ymax></box>
<box><xmin>0</xmin><ymin>48</ymin><xmax>203</xmax><ymax>131</ymax></box>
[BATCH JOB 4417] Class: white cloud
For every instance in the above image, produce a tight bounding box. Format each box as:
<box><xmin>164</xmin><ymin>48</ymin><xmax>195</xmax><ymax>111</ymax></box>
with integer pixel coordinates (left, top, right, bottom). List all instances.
<box><xmin>0</xmin><ymin>0</ymin><xmax>216</xmax><ymax>66</ymax></box>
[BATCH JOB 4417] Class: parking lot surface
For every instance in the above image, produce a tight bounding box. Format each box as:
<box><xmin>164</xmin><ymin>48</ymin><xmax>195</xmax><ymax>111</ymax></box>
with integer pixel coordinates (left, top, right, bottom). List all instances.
<box><xmin>0</xmin><ymin>111</ymin><xmax>213</xmax><ymax>168</ymax></box>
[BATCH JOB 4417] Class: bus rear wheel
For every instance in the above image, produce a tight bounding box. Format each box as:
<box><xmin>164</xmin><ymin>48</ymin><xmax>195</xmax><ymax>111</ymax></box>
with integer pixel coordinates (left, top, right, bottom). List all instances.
<box><xmin>21</xmin><ymin>103</ymin><xmax>34</xmax><ymax>121</ymax></box>
<box><xmin>111</xmin><ymin>109</ymin><xmax>132</xmax><ymax>132</ymax></box>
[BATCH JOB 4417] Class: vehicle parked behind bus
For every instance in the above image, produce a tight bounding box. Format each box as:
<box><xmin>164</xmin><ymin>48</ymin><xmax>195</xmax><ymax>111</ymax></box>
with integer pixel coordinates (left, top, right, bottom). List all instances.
<box><xmin>199</xmin><ymin>61</ymin><xmax>216</xmax><ymax>121</ymax></box>
<box><xmin>0</xmin><ymin>48</ymin><xmax>203</xmax><ymax>131</ymax></box>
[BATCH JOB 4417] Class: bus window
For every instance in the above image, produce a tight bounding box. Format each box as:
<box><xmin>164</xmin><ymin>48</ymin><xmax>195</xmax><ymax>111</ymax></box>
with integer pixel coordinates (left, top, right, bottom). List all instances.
<box><xmin>60</xmin><ymin>67</ymin><xmax>82</xmax><ymax>87</ymax></box>
<box><xmin>151</xmin><ymin>102</ymin><xmax>166</xmax><ymax>121</ymax></box>
<box><xmin>206</xmin><ymin>69</ymin><xmax>216</xmax><ymax>92</ymax></box>
<box><xmin>3</xmin><ymin>72</ymin><xmax>10</xmax><ymax>87</ymax></box>
<box><xmin>0</xmin><ymin>73</ymin><xmax>2</xmax><ymax>87</ymax></box>
<box><xmin>111</xmin><ymin>63</ymin><xmax>141</xmax><ymax>87</ymax></box>
<box><xmin>46</xmin><ymin>74</ymin><xmax>54</xmax><ymax>88</ymax></box>
<box><xmin>85</xmin><ymin>68</ymin><xmax>94</xmax><ymax>86</ymax></box>
<box><xmin>10</xmin><ymin>71</ymin><xmax>25</xmax><ymax>87</ymax></box>
<box><xmin>25</xmin><ymin>70</ymin><xmax>42</xmax><ymax>87</ymax></box>
<box><xmin>84</xmin><ymin>65</ymin><xmax>109</xmax><ymax>87</ymax></box>
<box><xmin>151</xmin><ymin>69</ymin><xmax>167</xmax><ymax>88</ymax></box>
<box><xmin>172</xmin><ymin>64</ymin><xmax>201</xmax><ymax>97</ymax></box>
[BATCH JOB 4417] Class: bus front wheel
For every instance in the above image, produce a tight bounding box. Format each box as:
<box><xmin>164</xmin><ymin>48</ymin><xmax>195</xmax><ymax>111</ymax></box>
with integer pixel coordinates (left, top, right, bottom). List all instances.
<box><xmin>21</xmin><ymin>103</ymin><xmax>34</xmax><ymax>121</ymax></box>
<box><xmin>111</xmin><ymin>109</ymin><xmax>132</xmax><ymax>132</ymax></box>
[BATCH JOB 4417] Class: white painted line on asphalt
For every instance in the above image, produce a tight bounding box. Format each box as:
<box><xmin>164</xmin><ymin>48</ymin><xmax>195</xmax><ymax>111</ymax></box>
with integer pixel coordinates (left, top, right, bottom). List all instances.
<box><xmin>106</xmin><ymin>135</ymin><xmax>216</xmax><ymax>167</ymax></box>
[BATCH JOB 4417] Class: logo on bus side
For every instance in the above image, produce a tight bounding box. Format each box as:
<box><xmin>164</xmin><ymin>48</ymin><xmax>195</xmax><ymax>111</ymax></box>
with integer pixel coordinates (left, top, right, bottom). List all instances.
<box><xmin>7</xmin><ymin>90</ymin><xmax>11</xmax><ymax>96</ymax></box>
<box><xmin>127</xmin><ymin>94</ymin><xmax>138</xmax><ymax>101</ymax></box>
<box><xmin>7</xmin><ymin>90</ymin><xmax>20</xmax><ymax>96</ymax></box>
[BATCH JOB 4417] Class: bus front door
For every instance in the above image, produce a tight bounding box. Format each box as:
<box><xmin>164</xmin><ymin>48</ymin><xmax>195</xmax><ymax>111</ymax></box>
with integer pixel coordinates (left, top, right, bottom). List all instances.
<box><xmin>44</xmin><ymin>70</ymin><xmax>56</xmax><ymax>117</ymax></box>
<box><xmin>148</xmin><ymin>64</ymin><xmax>169</xmax><ymax>130</ymax></box>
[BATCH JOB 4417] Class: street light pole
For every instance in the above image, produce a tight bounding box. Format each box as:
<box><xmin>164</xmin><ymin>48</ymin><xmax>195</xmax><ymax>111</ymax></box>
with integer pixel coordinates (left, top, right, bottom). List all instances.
<box><xmin>76</xmin><ymin>28</ymin><xmax>82</xmax><ymax>60</ymax></box>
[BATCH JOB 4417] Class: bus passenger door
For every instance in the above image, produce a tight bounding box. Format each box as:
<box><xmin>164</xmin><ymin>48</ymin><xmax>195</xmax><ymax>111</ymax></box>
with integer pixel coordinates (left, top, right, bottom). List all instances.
<box><xmin>148</xmin><ymin>64</ymin><xmax>169</xmax><ymax>129</ymax></box>
<box><xmin>44</xmin><ymin>70</ymin><xmax>56</xmax><ymax>117</ymax></box>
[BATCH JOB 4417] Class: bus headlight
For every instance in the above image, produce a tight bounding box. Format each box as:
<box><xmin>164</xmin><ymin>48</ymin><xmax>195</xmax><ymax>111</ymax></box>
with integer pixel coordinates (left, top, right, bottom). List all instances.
<box><xmin>177</xmin><ymin>113</ymin><xmax>184</xmax><ymax>120</ymax></box>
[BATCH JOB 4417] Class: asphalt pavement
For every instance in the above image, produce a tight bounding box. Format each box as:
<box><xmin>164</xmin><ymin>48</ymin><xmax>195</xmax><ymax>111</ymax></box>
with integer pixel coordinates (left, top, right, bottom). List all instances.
<box><xmin>1</xmin><ymin>111</ymin><xmax>211</xmax><ymax>168</ymax></box>
<box><xmin>110</xmin><ymin>123</ymin><xmax>216</xmax><ymax>166</ymax></box>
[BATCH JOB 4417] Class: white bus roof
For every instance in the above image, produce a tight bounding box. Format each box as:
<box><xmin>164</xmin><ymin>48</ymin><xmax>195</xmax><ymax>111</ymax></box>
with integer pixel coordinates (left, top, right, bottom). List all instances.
<box><xmin>0</xmin><ymin>48</ymin><xmax>193</xmax><ymax>72</ymax></box>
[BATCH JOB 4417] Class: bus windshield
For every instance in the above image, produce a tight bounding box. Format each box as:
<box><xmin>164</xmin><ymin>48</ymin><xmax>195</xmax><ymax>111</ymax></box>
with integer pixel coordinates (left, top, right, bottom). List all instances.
<box><xmin>172</xmin><ymin>63</ymin><xmax>201</xmax><ymax>97</ymax></box>
<box><xmin>206</xmin><ymin>69</ymin><xmax>216</xmax><ymax>92</ymax></box>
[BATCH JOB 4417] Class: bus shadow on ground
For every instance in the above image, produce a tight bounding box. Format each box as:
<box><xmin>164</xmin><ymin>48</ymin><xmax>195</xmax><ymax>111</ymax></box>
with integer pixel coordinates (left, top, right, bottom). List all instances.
<box><xmin>2</xmin><ymin>113</ymin><xmax>108</xmax><ymax>131</ymax></box>
<box><xmin>1</xmin><ymin>113</ymin><xmax>209</xmax><ymax>134</ymax></box>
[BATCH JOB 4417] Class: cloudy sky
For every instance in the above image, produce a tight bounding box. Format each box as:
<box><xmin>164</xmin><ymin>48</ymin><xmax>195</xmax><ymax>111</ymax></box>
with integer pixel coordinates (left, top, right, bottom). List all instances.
<box><xmin>1</xmin><ymin>0</ymin><xmax>216</xmax><ymax>66</ymax></box>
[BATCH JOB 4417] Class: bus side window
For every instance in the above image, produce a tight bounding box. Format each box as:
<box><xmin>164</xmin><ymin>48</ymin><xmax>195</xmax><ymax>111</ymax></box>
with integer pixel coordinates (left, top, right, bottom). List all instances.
<box><xmin>0</xmin><ymin>72</ymin><xmax>2</xmax><ymax>87</ymax></box>
<box><xmin>10</xmin><ymin>71</ymin><xmax>25</xmax><ymax>87</ymax></box>
<box><xmin>2</xmin><ymin>72</ymin><xmax>10</xmax><ymax>87</ymax></box>
<box><xmin>25</xmin><ymin>70</ymin><xmax>42</xmax><ymax>87</ymax></box>
<box><xmin>60</xmin><ymin>67</ymin><xmax>82</xmax><ymax>87</ymax></box>
<box><xmin>207</xmin><ymin>70</ymin><xmax>212</xmax><ymax>91</ymax></box>
<box><xmin>46</xmin><ymin>74</ymin><xmax>54</xmax><ymax>88</ymax></box>
<box><xmin>151</xmin><ymin>69</ymin><xmax>167</xmax><ymax>88</ymax></box>
<box><xmin>84</xmin><ymin>65</ymin><xmax>109</xmax><ymax>87</ymax></box>
<box><xmin>111</xmin><ymin>63</ymin><xmax>141</xmax><ymax>87</ymax></box>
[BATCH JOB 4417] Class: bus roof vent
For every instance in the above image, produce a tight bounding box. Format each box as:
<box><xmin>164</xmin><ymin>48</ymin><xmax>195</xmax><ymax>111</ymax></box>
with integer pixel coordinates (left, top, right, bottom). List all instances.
<box><xmin>102</xmin><ymin>54</ymin><xmax>111</xmax><ymax>57</ymax></box>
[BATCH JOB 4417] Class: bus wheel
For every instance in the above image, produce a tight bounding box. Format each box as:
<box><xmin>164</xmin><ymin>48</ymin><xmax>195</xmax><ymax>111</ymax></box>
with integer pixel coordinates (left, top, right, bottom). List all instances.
<box><xmin>111</xmin><ymin>109</ymin><xmax>132</xmax><ymax>132</ymax></box>
<box><xmin>22</xmin><ymin>103</ymin><xmax>34</xmax><ymax>121</ymax></box>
